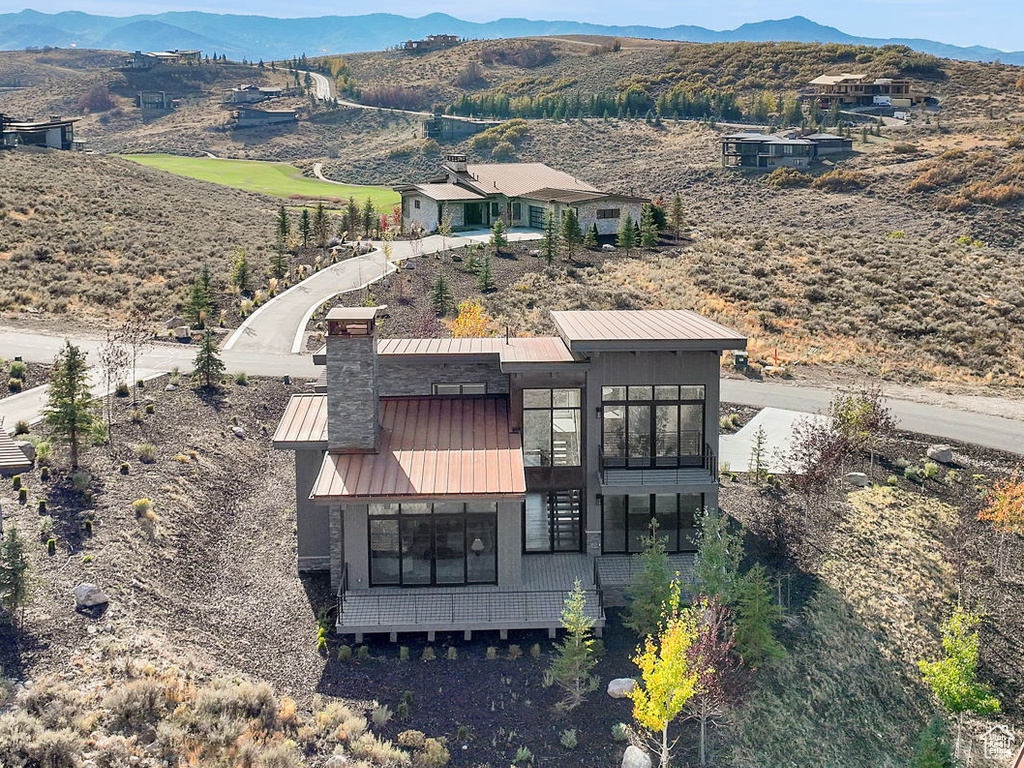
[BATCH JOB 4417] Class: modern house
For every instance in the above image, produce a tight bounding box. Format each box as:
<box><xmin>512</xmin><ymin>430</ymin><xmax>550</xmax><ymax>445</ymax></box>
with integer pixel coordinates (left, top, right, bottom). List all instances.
<box><xmin>402</xmin><ymin>34</ymin><xmax>461</xmax><ymax>53</ymax></box>
<box><xmin>125</xmin><ymin>50</ymin><xmax>202</xmax><ymax>69</ymax></box>
<box><xmin>720</xmin><ymin>131</ymin><xmax>854</xmax><ymax>169</ymax></box>
<box><xmin>396</xmin><ymin>154</ymin><xmax>648</xmax><ymax>236</ymax></box>
<box><xmin>274</xmin><ymin>306</ymin><xmax>746</xmax><ymax>640</ymax></box>
<box><xmin>0</xmin><ymin>114</ymin><xmax>80</xmax><ymax>150</ymax></box>
<box><xmin>227</xmin><ymin>85</ymin><xmax>284</xmax><ymax>104</ymax></box>
<box><xmin>231</xmin><ymin>107</ymin><xmax>298</xmax><ymax>128</ymax></box>
<box><xmin>808</xmin><ymin>74</ymin><xmax>918</xmax><ymax>108</ymax></box>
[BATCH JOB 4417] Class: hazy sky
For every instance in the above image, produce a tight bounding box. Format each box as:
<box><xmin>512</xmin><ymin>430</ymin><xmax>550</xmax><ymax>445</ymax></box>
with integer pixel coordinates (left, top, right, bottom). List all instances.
<box><xmin>8</xmin><ymin>0</ymin><xmax>1020</xmax><ymax>52</ymax></box>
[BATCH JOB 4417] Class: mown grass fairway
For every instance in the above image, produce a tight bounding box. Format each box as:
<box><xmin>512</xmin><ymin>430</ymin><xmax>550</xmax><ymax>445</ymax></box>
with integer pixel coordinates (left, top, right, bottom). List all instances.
<box><xmin>121</xmin><ymin>154</ymin><xmax>398</xmax><ymax>208</ymax></box>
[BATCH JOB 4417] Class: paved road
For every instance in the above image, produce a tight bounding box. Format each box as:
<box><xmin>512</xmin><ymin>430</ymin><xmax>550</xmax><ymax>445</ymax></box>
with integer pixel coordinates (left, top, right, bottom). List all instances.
<box><xmin>2</xmin><ymin>326</ymin><xmax>1020</xmax><ymax>454</ymax></box>
<box><xmin>224</xmin><ymin>228</ymin><xmax>543</xmax><ymax>356</ymax></box>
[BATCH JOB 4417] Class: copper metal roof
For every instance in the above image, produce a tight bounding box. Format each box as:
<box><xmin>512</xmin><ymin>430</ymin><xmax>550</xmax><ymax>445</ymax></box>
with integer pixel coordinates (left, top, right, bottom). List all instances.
<box><xmin>273</xmin><ymin>394</ymin><xmax>328</xmax><ymax>447</ymax></box>
<box><xmin>550</xmin><ymin>309</ymin><xmax>747</xmax><ymax>351</ymax></box>
<box><xmin>312</xmin><ymin>397</ymin><xmax>526</xmax><ymax>500</ymax></box>
<box><xmin>0</xmin><ymin>431</ymin><xmax>32</xmax><ymax>474</ymax></box>
<box><xmin>459</xmin><ymin>162</ymin><xmax>602</xmax><ymax>198</ymax></box>
<box><xmin>376</xmin><ymin>336</ymin><xmax>577</xmax><ymax>366</ymax></box>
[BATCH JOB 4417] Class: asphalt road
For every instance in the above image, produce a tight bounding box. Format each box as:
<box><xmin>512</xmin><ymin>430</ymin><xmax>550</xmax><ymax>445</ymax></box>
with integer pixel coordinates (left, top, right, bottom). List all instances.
<box><xmin>2</xmin><ymin>327</ymin><xmax>1020</xmax><ymax>454</ymax></box>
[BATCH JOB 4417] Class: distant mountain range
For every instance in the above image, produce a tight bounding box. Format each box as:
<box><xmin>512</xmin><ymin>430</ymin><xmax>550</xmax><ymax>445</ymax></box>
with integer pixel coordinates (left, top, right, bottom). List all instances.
<box><xmin>1</xmin><ymin>9</ymin><xmax>1022</xmax><ymax>66</ymax></box>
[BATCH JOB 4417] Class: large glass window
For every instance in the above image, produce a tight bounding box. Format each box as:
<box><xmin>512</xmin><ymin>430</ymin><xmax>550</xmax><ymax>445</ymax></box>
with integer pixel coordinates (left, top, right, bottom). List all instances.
<box><xmin>601</xmin><ymin>493</ymin><xmax>703</xmax><ymax>553</ymax></box>
<box><xmin>368</xmin><ymin>502</ymin><xmax>497</xmax><ymax>586</ymax></box>
<box><xmin>524</xmin><ymin>490</ymin><xmax>583</xmax><ymax>553</ymax></box>
<box><xmin>522</xmin><ymin>388</ymin><xmax>582</xmax><ymax>467</ymax></box>
<box><xmin>601</xmin><ymin>385</ymin><xmax>705</xmax><ymax>467</ymax></box>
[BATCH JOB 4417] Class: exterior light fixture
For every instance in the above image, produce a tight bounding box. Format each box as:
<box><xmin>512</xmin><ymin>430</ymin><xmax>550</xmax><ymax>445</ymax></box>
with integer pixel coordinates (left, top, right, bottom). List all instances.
<box><xmin>471</xmin><ymin>538</ymin><xmax>485</xmax><ymax>556</ymax></box>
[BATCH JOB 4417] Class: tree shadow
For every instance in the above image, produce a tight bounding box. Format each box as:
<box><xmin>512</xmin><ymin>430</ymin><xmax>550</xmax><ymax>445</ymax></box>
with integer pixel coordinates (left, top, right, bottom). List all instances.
<box><xmin>194</xmin><ymin>385</ymin><xmax>227</xmax><ymax>412</ymax></box>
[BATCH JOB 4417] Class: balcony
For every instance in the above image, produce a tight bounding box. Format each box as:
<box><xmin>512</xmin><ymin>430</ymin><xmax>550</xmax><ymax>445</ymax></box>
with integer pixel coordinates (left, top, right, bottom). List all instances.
<box><xmin>599</xmin><ymin>445</ymin><xmax>718</xmax><ymax>487</ymax></box>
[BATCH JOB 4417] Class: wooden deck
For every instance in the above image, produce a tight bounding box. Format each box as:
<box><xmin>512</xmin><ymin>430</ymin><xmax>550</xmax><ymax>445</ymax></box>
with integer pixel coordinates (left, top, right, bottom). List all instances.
<box><xmin>337</xmin><ymin>554</ymin><xmax>603</xmax><ymax>641</ymax></box>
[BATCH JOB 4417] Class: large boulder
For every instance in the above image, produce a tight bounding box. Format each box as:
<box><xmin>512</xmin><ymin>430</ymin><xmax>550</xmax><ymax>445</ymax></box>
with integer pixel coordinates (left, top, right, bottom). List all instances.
<box><xmin>622</xmin><ymin>745</ymin><xmax>652</xmax><ymax>768</ymax></box>
<box><xmin>927</xmin><ymin>445</ymin><xmax>954</xmax><ymax>464</ymax></box>
<box><xmin>607</xmin><ymin>678</ymin><xmax>636</xmax><ymax>698</ymax></box>
<box><xmin>16</xmin><ymin>441</ymin><xmax>36</xmax><ymax>462</ymax></box>
<box><xmin>845</xmin><ymin>472</ymin><xmax>870</xmax><ymax>487</ymax></box>
<box><xmin>73</xmin><ymin>583</ymin><xmax>109</xmax><ymax>609</ymax></box>
<box><xmin>323</xmin><ymin>756</ymin><xmax>349</xmax><ymax>768</ymax></box>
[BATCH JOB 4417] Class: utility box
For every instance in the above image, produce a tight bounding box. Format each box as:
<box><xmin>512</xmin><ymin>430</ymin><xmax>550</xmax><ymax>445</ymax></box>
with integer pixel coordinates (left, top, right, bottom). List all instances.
<box><xmin>732</xmin><ymin>350</ymin><xmax>749</xmax><ymax>370</ymax></box>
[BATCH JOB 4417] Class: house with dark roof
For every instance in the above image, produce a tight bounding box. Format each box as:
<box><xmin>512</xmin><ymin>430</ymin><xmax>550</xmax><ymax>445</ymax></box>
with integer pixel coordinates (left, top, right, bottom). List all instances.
<box><xmin>1</xmin><ymin>113</ymin><xmax>80</xmax><ymax>150</ymax></box>
<box><xmin>721</xmin><ymin>131</ymin><xmax>853</xmax><ymax>169</ymax></box>
<box><xmin>275</xmin><ymin>306</ymin><xmax>746</xmax><ymax>640</ymax></box>
<box><xmin>396</xmin><ymin>153</ymin><xmax>648</xmax><ymax>235</ymax></box>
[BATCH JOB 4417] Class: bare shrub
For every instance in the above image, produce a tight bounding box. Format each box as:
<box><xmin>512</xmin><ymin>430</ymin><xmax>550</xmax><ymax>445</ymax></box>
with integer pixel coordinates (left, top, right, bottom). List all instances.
<box><xmin>360</xmin><ymin>86</ymin><xmax>422</xmax><ymax>111</ymax></box>
<box><xmin>765</xmin><ymin>167</ymin><xmax>811</xmax><ymax>188</ymax></box>
<box><xmin>104</xmin><ymin>678</ymin><xmax>170</xmax><ymax>732</ymax></box>
<box><xmin>0</xmin><ymin>711</ymin><xmax>82</xmax><ymax>768</ymax></box>
<box><xmin>453</xmin><ymin>60</ymin><xmax>485</xmax><ymax>88</ymax></box>
<box><xmin>77</xmin><ymin>82</ymin><xmax>114</xmax><ymax>113</ymax></box>
<box><xmin>811</xmin><ymin>168</ymin><xmax>867</xmax><ymax>191</ymax></box>
<box><xmin>194</xmin><ymin>680</ymin><xmax>279</xmax><ymax>736</ymax></box>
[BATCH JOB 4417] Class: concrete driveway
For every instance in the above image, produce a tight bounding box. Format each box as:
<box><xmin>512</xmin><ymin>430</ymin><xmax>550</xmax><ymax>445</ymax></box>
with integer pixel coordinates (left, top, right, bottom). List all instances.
<box><xmin>224</xmin><ymin>228</ymin><xmax>542</xmax><ymax>356</ymax></box>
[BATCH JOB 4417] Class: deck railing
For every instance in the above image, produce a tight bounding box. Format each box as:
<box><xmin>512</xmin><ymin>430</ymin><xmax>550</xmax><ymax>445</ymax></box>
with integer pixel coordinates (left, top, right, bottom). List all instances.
<box><xmin>598</xmin><ymin>444</ymin><xmax>718</xmax><ymax>485</ymax></box>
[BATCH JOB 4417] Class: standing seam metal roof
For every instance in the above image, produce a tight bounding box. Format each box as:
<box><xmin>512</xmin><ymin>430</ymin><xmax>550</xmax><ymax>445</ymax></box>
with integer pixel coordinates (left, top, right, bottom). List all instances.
<box><xmin>273</xmin><ymin>393</ymin><xmax>328</xmax><ymax>445</ymax></box>
<box><xmin>312</xmin><ymin>397</ymin><xmax>525</xmax><ymax>499</ymax></box>
<box><xmin>550</xmin><ymin>309</ymin><xmax>746</xmax><ymax>348</ymax></box>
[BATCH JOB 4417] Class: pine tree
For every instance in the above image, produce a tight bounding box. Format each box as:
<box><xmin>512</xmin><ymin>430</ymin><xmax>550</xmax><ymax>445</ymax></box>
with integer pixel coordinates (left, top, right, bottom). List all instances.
<box><xmin>276</xmin><ymin>205</ymin><xmax>290</xmax><ymax>253</ymax></box>
<box><xmin>618</xmin><ymin>212</ymin><xmax>637</xmax><ymax>254</ymax></box>
<box><xmin>548</xmin><ymin>579</ymin><xmax>600</xmax><ymax>711</ymax></box>
<box><xmin>345</xmin><ymin>196</ymin><xmax>360</xmax><ymax>236</ymax></box>
<box><xmin>560</xmin><ymin>208</ymin><xmax>583</xmax><ymax>260</ymax></box>
<box><xmin>299</xmin><ymin>208</ymin><xmax>311</xmax><ymax>248</ymax></box>
<box><xmin>437</xmin><ymin>215</ymin><xmax>453</xmax><ymax>253</ymax></box>
<box><xmin>669</xmin><ymin>193</ymin><xmax>684</xmax><ymax>244</ymax></box>
<box><xmin>747</xmin><ymin>426</ymin><xmax>769</xmax><ymax>486</ymax></box>
<box><xmin>193</xmin><ymin>331</ymin><xmax>226</xmax><ymax>389</ymax></box>
<box><xmin>361</xmin><ymin>198</ymin><xmax>375</xmax><ymax>237</ymax></box>
<box><xmin>232</xmin><ymin>251</ymin><xmax>252</xmax><ymax>295</ymax></box>
<box><xmin>693</xmin><ymin>509</ymin><xmax>743</xmax><ymax>605</ymax></box>
<box><xmin>626</xmin><ymin>519</ymin><xmax>674</xmax><ymax>639</ymax></box>
<box><xmin>43</xmin><ymin>341</ymin><xmax>97</xmax><ymax>469</ymax></box>
<box><xmin>640</xmin><ymin>204</ymin><xmax>659</xmax><ymax>248</ymax></box>
<box><xmin>185</xmin><ymin>275</ymin><xmax>211</xmax><ymax>328</ymax></box>
<box><xmin>582</xmin><ymin>223</ymin><xmax>598</xmax><ymax>250</ymax></box>
<box><xmin>430</xmin><ymin>272</ymin><xmax>453</xmax><ymax>317</ymax></box>
<box><xmin>490</xmin><ymin>219</ymin><xmax>508</xmax><ymax>254</ymax></box>
<box><xmin>733</xmin><ymin>564</ymin><xmax>786</xmax><ymax>667</ymax></box>
<box><xmin>541</xmin><ymin>211</ymin><xmax>558</xmax><ymax>265</ymax></box>
<box><xmin>0</xmin><ymin>528</ymin><xmax>30</xmax><ymax>626</ymax></box>
<box><xmin>911</xmin><ymin>716</ymin><xmax>955</xmax><ymax>768</ymax></box>
<box><xmin>312</xmin><ymin>202</ymin><xmax>330</xmax><ymax>250</ymax></box>
<box><xmin>477</xmin><ymin>252</ymin><xmax>495</xmax><ymax>292</ymax></box>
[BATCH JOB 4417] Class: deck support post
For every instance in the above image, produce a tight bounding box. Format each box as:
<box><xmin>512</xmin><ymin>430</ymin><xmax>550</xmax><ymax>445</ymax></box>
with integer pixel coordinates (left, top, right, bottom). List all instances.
<box><xmin>595</xmin><ymin>626</ymin><xmax>603</xmax><ymax>638</ymax></box>
<box><xmin>548</xmin><ymin>628</ymin><xmax>556</xmax><ymax>639</ymax></box>
<box><xmin>427</xmin><ymin>631</ymin><xmax>435</xmax><ymax>642</ymax></box>
<box><xmin>499</xmin><ymin>629</ymin><xmax>508</xmax><ymax>640</ymax></box>
<box><xmin>464</xmin><ymin>630</ymin><xmax>472</xmax><ymax>641</ymax></box>
<box><xmin>355</xmin><ymin>632</ymin><xmax>363</xmax><ymax>644</ymax></box>
<box><xmin>389</xmin><ymin>632</ymin><xmax>397</xmax><ymax>643</ymax></box>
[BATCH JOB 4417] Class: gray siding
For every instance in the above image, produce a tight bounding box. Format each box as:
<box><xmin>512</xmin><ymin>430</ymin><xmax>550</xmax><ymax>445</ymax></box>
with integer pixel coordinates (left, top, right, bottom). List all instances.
<box><xmin>295</xmin><ymin>450</ymin><xmax>330</xmax><ymax>571</ymax></box>
<box><xmin>498</xmin><ymin>500</ymin><xmax>523</xmax><ymax>587</ymax></box>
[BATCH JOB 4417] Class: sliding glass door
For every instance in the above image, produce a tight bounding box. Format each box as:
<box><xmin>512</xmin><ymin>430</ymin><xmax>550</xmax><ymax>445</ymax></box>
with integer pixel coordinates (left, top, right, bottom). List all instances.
<box><xmin>602</xmin><ymin>386</ymin><xmax>705</xmax><ymax>468</ymax></box>
<box><xmin>369</xmin><ymin>502</ymin><xmax>497</xmax><ymax>586</ymax></box>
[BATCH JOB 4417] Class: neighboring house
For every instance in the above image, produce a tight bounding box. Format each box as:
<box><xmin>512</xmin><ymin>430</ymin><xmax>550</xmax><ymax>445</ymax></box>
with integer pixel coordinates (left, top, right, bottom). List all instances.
<box><xmin>0</xmin><ymin>114</ymin><xmax>80</xmax><ymax>150</ymax></box>
<box><xmin>231</xmin><ymin>107</ymin><xmax>298</xmax><ymax>128</ymax></box>
<box><xmin>402</xmin><ymin>34</ymin><xmax>461</xmax><ymax>53</ymax></box>
<box><xmin>421</xmin><ymin>114</ymin><xmax>501</xmax><ymax>143</ymax></box>
<box><xmin>227</xmin><ymin>85</ymin><xmax>284</xmax><ymax>104</ymax></box>
<box><xmin>721</xmin><ymin>131</ymin><xmax>854</xmax><ymax>169</ymax></box>
<box><xmin>138</xmin><ymin>91</ymin><xmax>170</xmax><ymax>110</ymax></box>
<box><xmin>125</xmin><ymin>50</ymin><xmax>202</xmax><ymax>69</ymax></box>
<box><xmin>396</xmin><ymin>153</ymin><xmax>648</xmax><ymax>235</ymax></box>
<box><xmin>275</xmin><ymin>306</ymin><xmax>746</xmax><ymax>640</ymax></box>
<box><xmin>808</xmin><ymin>73</ymin><xmax>919</xmax><ymax>108</ymax></box>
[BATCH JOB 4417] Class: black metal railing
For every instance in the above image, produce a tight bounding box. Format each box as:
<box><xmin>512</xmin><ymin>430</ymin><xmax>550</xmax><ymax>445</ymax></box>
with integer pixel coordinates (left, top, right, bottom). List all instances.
<box><xmin>336</xmin><ymin>563</ymin><xmax>349</xmax><ymax>624</ymax></box>
<box><xmin>598</xmin><ymin>445</ymin><xmax>718</xmax><ymax>484</ymax></box>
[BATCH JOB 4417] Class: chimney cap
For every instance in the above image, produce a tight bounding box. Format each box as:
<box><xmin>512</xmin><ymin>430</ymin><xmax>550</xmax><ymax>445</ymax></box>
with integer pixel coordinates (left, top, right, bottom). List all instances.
<box><xmin>326</xmin><ymin>306</ymin><xmax>386</xmax><ymax>322</ymax></box>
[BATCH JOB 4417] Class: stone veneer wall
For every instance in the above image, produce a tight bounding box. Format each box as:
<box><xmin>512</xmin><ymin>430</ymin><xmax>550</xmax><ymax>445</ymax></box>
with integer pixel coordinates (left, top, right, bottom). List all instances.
<box><xmin>326</xmin><ymin>334</ymin><xmax>379</xmax><ymax>451</ymax></box>
<box><xmin>378</xmin><ymin>359</ymin><xmax>509</xmax><ymax>397</ymax></box>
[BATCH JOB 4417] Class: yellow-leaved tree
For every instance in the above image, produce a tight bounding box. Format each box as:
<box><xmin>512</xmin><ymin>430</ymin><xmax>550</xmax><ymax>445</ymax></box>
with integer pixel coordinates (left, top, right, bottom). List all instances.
<box><xmin>628</xmin><ymin>582</ymin><xmax>701</xmax><ymax>768</ymax></box>
<box><xmin>448</xmin><ymin>299</ymin><xmax>495</xmax><ymax>338</ymax></box>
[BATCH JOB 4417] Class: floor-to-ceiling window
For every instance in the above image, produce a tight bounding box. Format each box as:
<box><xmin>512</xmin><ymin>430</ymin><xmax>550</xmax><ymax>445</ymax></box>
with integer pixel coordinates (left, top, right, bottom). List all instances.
<box><xmin>524</xmin><ymin>490</ymin><xmax>583</xmax><ymax>553</ymax></box>
<box><xmin>601</xmin><ymin>493</ymin><xmax>703</xmax><ymax>553</ymax></box>
<box><xmin>601</xmin><ymin>386</ymin><xmax>705</xmax><ymax>468</ymax></box>
<box><xmin>368</xmin><ymin>502</ymin><xmax>497</xmax><ymax>586</ymax></box>
<box><xmin>523</xmin><ymin>388</ymin><xmax>582</xmax><ymax>467</ymax></box>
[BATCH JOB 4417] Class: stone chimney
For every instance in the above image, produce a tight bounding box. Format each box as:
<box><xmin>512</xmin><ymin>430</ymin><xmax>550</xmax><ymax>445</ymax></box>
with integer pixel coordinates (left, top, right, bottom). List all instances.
<box><xmin>443</xmin><ymin>152</ymin><xmax>468</xmax><ymax>174</ymax></box>
<box><xmin>325</xmin><ymin>307</ymin><xmax>383</xmax><ymax>452</ymax></box>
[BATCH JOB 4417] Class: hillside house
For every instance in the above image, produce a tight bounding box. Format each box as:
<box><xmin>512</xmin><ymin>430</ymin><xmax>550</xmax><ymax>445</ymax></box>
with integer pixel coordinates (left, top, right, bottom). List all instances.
<box><xmin>275</xmin><ymin>306</ymin><xmax>746</xmax><ymax>639</ymax></box>
<box><xmin>421</xmin><ymin>114</ymin><xmax>501</xmax><ymax>143</ymax></box>
<box><xmin>138</xmin><ymin>91</ymin><xmax>170</xmax><ymax>110</ymax></box>
<box><xmin>231</xmin><ymin>107</ymin><xmax>298</xmax><ymax>128</ymax></box>
<box><xmin>396</xmin><ymin>154</ymin><xmax>648</xmax><ymax>235</ymax></box>
<box><xmin>808</xmin><ymin>73</ymin><xmax>919</xmax><ymax>108</ymax></box>
<box><xmin>126</xmin><ymin>50</ymin><xmax>202</xmax><ymax>69</ymax></box>
<box><xmin>227</xmin><ymin>85</ymin><xmax>284</xmax><ymax>104</ymax></box>
<box><xmin>402</xmin><ymin>34</ymin><xmax>461</xmax><ymax>53</ymax></box>
<box><xmin>721</xmin><ymin>131</ymin><xmax>853</xmax><ymax>169</ymax></box>
<box><xmin>1</xmin><ymin>114</ymin><xmax>80</xmax><ymax>150</ymax></box>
